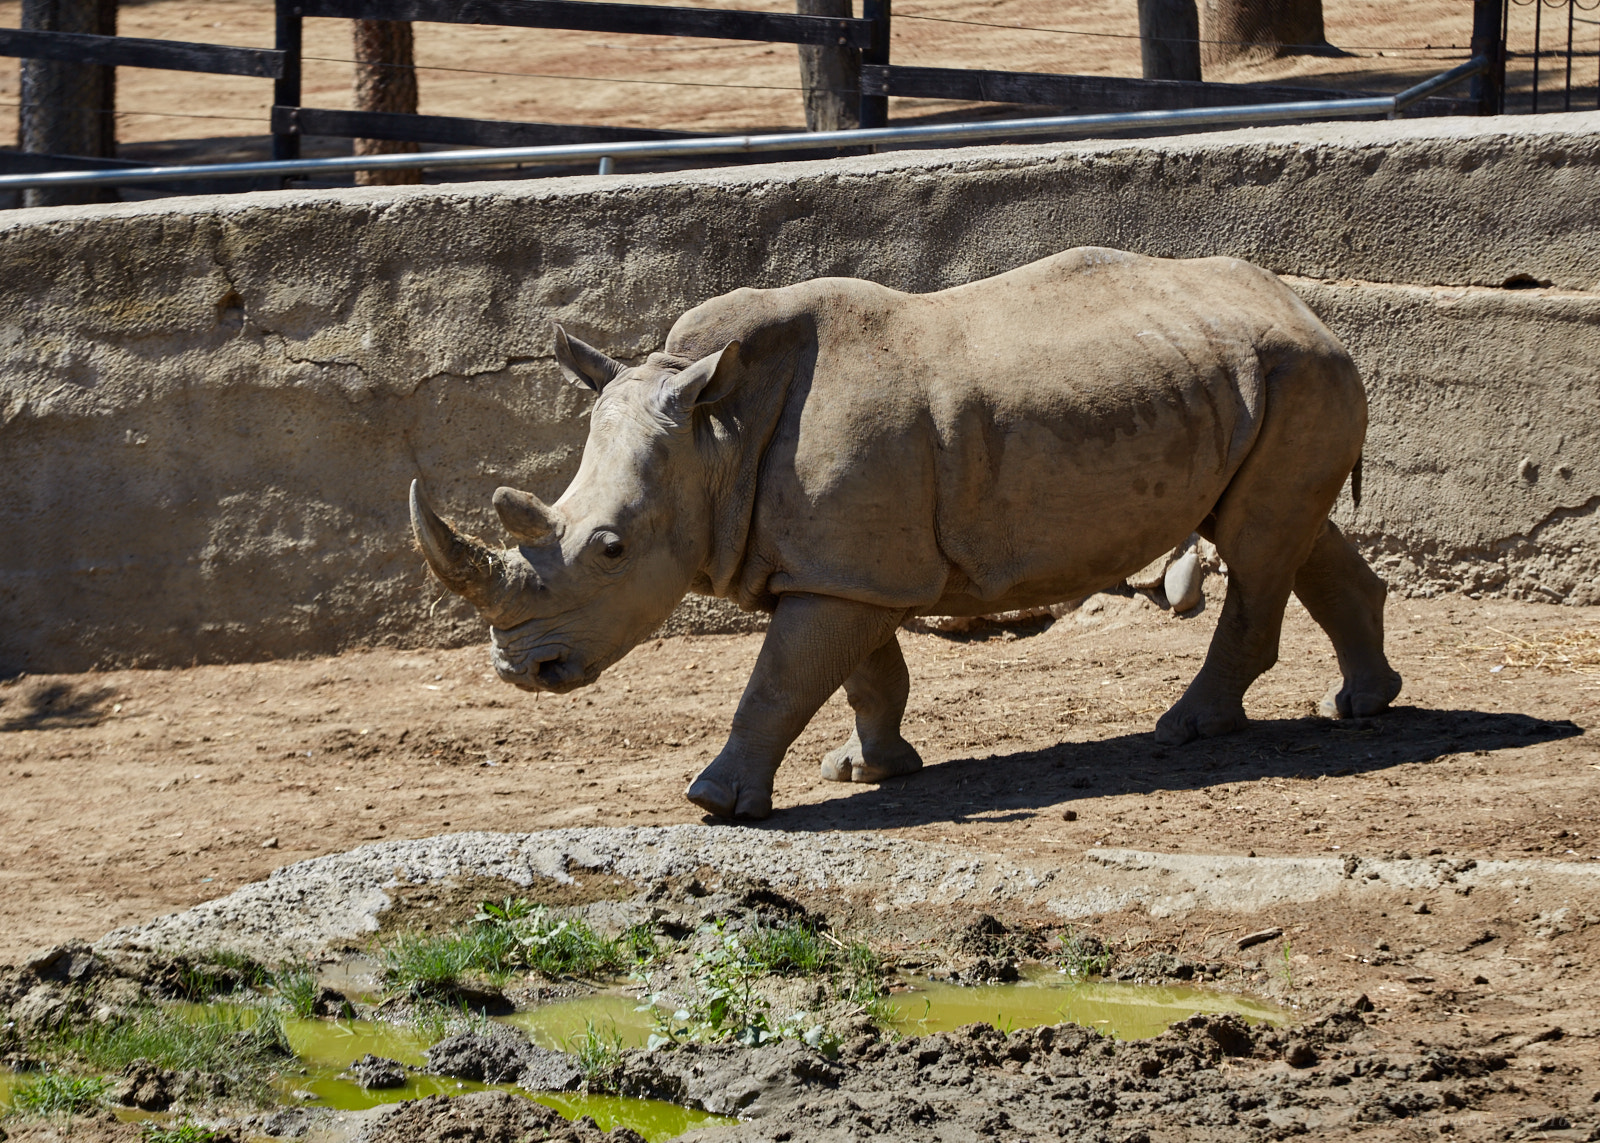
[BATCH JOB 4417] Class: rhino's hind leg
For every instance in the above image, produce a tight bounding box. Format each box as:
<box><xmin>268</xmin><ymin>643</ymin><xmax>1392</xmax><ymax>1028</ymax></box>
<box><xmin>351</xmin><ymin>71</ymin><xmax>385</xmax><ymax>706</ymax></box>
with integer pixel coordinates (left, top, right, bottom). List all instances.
<box><xmin>686</xmin><ymin>594</ymin><xmax>906</xmax><ymax>820</ymax></box>
<box><xmin>820</xmin><ymin>635</ymin><xmax>923</xmax><ymax>784</ymax></box>
<box><xmin>1294</xmin><ymin>519</ymin><xmax>1403</xmax><ymax>719</ymax></box>
<box><xmin>1157</xmin><ymin>355</ymin><xmax>1365</xmax><ymax>747</ymax></box>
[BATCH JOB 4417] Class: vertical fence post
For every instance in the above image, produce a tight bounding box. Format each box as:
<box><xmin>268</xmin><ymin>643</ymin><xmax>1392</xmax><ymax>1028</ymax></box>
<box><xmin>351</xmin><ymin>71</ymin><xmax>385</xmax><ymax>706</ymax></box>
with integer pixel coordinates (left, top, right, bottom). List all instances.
<box><xmin>798</xmin><ymin>0</ymin><xmax>860</xmax><ymax>132</ymax></box>
<box><xmin>18</xmin><ymin>0</ymin><xmax>118</xmax><ymax>207</ymax></box>
<box><xmin>1470</xmin><ymin>0</ymin><xmax>1506</xmax><ymax>115</ymax></box>
<box><xmin>858</xmin><ymin>0</ymin><xmax>889</xmax><ymax>129</ymax></box>
<box><xmin>273</xmin><ymin>0</ymin><xmax>303</xmax><ymax>164</ymax></box>
<box><xmin>1138</xmin><ymin>0</ymin><xmax>1202</xmax><ymax>82</ymax></box>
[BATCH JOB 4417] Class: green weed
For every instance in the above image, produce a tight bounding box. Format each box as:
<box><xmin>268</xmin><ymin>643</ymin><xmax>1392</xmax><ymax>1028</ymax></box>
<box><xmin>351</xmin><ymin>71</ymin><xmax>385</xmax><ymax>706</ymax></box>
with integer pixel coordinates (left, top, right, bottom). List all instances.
<box><xmin>10</xmin><ymin>1071</ymin><xmax>112</xmax><ymax>1116</ymax></box>
<box><xmin>383</xmin><ymin>905</ymin><xmax>631</xmax><ymax>995</ymax></box>
<box><xmin>1280</xmin><ymin>938</ymin><xmax>1294</xmax><ymax>989</ymax></box>
<box><xmin>269</xmin><ymin>967</ymin><xmax>320</xmax><ymax>1020</ymax></box>
<box><xmin>408</xmin><ymin>999</ymin><xmax>495</xmax><ymax>1044</ymax></box>
<box><xmin>1056</xmin><ymin>929</ymin><xmax>1114</xmax><ymax>978</ymax></box>
<box><xmin>566</xmin><ymin>1019</ymin><xmax>626</xmax><ymax>1088</ymax></box>
<box><xmin>747</xmin><ymin>922</ymin><xmax>832</xmax><ymax>976</ymax></box>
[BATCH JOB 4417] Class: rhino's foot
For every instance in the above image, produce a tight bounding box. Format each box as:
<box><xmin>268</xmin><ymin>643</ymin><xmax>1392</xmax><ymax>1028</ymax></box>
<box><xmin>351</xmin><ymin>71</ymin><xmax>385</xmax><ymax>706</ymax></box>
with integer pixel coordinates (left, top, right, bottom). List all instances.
<box><xmin>819</xmin><ymin>732</ymin><xmax>923</xmax><ymax>784</ymax></box>
<box><xmin>685</xmin><ymin>765</ymin><xmax>773</xmax><ymax>821</ymax></box>
<box><xmin>1154</xmin><ymin>696</ymin><xmax>1248</xmax><ymax>746</ymax></box>
<box><xmin>1317</xmin><ymin>669</ymin><xmax>1403</xmax><ymax>720</ymax></box>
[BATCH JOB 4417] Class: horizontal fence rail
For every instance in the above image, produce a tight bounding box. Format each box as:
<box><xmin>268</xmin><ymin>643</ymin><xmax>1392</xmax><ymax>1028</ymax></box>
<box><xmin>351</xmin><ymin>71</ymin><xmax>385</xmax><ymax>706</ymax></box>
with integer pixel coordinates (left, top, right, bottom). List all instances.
<box><xmin>0</xmin><ymin>59</ymin><xmax>1489</xmax><ymax>193</ymax></box>
<box><xmin>863</xmin><ymin>64</ymin><xmax>1478</xmax><ymax>117</ymax></box>
<box><xmin>274</xmin><ymin>105</ymin><xmax>711</xmax><ymax>148</ymax></box>
<box><xmin>296</xmin><ymin>0</ymin><xmax>877</xmax><ymax>47</ymax></box>
<box><xmin>0</xmin><ymin>27</ymin><xmax>285</xmax><ymax>77</ymax></box>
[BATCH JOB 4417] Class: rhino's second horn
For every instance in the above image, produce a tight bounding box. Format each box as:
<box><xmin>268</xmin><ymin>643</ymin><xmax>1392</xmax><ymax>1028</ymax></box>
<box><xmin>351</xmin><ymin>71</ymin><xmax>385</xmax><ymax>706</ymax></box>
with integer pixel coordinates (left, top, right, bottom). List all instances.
<box><xmin>492</xmin><ymin>486</ymin><xmax>556</xmax><ymax>544</ymax></box>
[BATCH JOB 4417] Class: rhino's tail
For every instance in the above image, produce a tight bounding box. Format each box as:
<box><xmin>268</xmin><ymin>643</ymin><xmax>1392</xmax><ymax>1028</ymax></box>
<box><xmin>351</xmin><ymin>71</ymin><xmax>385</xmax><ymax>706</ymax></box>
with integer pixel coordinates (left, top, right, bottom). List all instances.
<box><xmin>1349</xmin><ymin>453</ymin><xmax>1362</xmax><ymax>511</ymax></box>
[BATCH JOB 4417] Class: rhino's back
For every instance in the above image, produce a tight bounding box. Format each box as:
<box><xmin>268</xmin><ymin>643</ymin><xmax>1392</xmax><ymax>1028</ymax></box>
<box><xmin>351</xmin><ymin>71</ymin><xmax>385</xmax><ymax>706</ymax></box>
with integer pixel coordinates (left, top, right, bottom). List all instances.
<box><xmin>673</xmin><ymin>249</ymin><xmax>1354</xmax><ymax>611</ymax></box>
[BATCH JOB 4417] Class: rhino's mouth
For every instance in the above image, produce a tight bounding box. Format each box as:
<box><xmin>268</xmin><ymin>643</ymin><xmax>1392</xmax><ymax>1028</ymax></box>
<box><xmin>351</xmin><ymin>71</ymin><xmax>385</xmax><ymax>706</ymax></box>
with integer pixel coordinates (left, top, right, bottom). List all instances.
<box><xmin>489</xmin><ymin>624</ymin><xmax>586</xmax><ymax>693</ymax></box>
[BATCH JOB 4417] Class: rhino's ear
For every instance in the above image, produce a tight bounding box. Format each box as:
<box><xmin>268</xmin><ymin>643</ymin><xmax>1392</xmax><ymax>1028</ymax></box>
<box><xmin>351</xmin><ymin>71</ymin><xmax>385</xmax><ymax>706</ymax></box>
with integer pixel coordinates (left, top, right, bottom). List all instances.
<box><xmin>666</xmin><ymin>341</ymin><xmax>742</xmax><ymax>411</ymax></box>
<box><xmin>553</xmin><ymin>323</ymin><xmax>626</xmax><ymax>392</ymax></box>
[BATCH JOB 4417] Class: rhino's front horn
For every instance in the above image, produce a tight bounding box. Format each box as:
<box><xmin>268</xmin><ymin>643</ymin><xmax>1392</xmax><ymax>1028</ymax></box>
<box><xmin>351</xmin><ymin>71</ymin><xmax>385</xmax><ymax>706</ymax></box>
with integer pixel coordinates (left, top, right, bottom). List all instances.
<box><xmin>493</xmin><ymin>486</ymin><xmax>556</xmax><ymax>544</ymax></box>
<box><xmin>410</xmin><ymin>480</ymin><xmax>507</xmax><ymax>612</ymax></box>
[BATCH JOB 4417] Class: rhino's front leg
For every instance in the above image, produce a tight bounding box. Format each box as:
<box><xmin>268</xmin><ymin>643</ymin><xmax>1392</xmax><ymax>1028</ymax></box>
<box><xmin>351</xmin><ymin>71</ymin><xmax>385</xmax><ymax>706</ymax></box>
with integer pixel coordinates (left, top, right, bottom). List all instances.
<box><xmin>819</xmin><ymin>634</ymin><xmax>923</xmax><ymax>784</ymax></box>
<box><xmin>686</xmin><ymin>593</ymin><xmax>907</xmax><ymax>820</ymax></box>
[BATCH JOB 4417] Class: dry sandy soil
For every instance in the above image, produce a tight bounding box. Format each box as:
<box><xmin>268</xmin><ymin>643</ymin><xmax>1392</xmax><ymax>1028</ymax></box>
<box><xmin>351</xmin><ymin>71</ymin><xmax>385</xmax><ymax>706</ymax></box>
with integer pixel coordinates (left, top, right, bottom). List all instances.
<box><xmin>0</xmin><ymin>0</ymin><xmax>1566</xmax><ymax>156</ymax></box>
<box><xmin>1</xmin><ymin>587</ymin><xmax>1596</xmax><ymax>951</ymax></box>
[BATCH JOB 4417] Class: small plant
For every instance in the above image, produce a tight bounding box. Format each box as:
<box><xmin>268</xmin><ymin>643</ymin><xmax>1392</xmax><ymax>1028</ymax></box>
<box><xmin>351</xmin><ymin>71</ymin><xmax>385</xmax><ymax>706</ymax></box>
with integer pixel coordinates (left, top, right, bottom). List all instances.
<box><xmin>748</xmin><ymin>921</ymin><xmax>832</xmax><ymax>976</ymax></box>
<box><xmin>1280</xmin><ymin>937</ymin><xmax>1294</xmax><ymax>989</ymax></box>
<box><xmin>382</xmin><ymin>906</ymin><xmax>630</xmax><ymax>995</ymax></box>
<box><xmin>1056</xmin><ymin>929</ymin><xmax>1114</xmax><ymax>978</ymax></box>
<box><xmin>408</xmin><ymin>998</ymin><xmax>494</xmax><ymax>1043</ymax></box>
<box><xmin>474</xmin><ymin>896</ymin><xmax>539</xmax><ymax>924</ymax></box>
<box><xmin>647</xmin><ymin>926</ymin><xmax>776</xmax><ymax>1048</ymax></box>
<box><xmin>621</xmin><ymin>922</ymin><xmax>661</xmax><ymax>965</ymax></box>
<box><xmin>141</xmin><ymin>1120</ymin><xmax>235</xmax><ymax>1143</ymax></box>
<box><xmin>270</xmin><ymin>966</ymin><xmax>320</xmax><ymax>1019</ymax></box>
<box><xmin>566</xmin><ymin>1018</ymin><xmax>626</xmax><ymax>1088</ymax></box>
<box><xmin>11</xmin><ymin>1071</ymin><xmax>112</xmax><ymax>1116</ymax></box>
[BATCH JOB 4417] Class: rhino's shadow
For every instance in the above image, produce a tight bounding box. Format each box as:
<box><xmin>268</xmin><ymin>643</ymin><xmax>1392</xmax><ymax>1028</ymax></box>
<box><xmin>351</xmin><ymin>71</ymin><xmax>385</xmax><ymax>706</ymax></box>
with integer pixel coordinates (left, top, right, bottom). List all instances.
<box><xmin>760</xmin><ymin>706</ymin><xmax>1581</xmax><ymax>833</ymax></box>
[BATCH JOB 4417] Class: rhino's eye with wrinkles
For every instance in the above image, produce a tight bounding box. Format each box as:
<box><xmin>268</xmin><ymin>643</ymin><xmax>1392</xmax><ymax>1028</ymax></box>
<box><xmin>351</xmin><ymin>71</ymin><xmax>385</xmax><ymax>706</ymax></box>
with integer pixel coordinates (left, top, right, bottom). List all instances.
<box><xmin>597</xmin><ymin>533</ymin><xmax>625</xmax><ymax>560</ymax></box>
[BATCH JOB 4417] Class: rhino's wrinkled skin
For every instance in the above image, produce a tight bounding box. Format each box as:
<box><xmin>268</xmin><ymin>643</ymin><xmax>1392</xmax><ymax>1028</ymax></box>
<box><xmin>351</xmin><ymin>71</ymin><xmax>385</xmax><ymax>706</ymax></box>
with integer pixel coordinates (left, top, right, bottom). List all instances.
<box><xmin>411</xmin><ymin>248</ymin><xmax>1401</xmax><ymax>819</ymax></box>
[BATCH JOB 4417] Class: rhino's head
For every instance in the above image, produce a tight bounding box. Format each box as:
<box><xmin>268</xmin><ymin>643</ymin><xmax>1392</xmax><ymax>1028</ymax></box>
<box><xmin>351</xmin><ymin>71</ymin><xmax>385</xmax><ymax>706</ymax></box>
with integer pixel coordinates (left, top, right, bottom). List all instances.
<box><xmin>411</xmin><ymin>324</ymin><xmax>740</xmax><ymax>693</ymax></box>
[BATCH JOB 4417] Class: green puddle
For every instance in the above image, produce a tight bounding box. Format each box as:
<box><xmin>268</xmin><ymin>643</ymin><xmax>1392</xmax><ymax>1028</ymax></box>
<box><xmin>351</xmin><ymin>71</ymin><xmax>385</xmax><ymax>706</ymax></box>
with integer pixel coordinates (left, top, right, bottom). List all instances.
<box><xmin>1</xmin><ymin>974</ymin><xmax>1287</xmax><ymax>1139</ymax></box>
<box><xmin>885</xmin><ymin>968</ymin><xmax>1289</xmax><ymax>1040</ymax></box>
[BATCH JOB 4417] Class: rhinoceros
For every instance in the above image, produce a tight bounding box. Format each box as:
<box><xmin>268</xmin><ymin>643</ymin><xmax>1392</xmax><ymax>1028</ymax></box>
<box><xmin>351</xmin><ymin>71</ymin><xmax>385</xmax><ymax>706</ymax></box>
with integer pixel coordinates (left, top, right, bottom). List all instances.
<box><xmin>410</xmin><ymin>248</ymin><xmax>1401</xmax><ymax>819</ymax></box>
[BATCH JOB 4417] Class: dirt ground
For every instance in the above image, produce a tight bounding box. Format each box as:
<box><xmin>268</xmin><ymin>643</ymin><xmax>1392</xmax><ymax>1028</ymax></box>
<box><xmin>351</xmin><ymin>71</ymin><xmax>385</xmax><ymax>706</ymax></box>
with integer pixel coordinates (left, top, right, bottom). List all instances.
<box><xmin>0</xmin><ymin>0</ymin><xmax>1560</xmax><ymax>154</ymax></box>
<box><xmin>1</xmin><ymin>587</ymin><xmax>1596</xmax><ymax>950</ymax></box>
<box><xmin>3</xmin><ymin>587</ymin><xmax>1600</xmax><ymax>1137</ymax></box>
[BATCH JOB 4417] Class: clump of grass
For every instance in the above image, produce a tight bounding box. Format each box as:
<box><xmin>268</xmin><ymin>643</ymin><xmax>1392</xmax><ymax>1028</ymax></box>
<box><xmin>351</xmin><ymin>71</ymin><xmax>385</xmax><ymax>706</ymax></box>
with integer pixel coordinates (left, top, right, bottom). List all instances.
<box><xmin>268</xmin><ymin>966</ymin><xmax>320</xmax><ymax>1020</ymax></box>
<box><xmin>10</xmin><ymin>1071</ymin><xmax>112</xmax><ymax>1116</ymax></box>
<box><xmin>30</xmin><ymin>1003</ymin><xmax>290</xmax><ymax>1103</ymax></box>
<box><xmin>382</xmin><ymin>902</ymin><xmax>636</xmax><ymax>996</ymax></box>
<box><xmin>747</xmin><ymin>922</ymin><xmax>832</xmax><ymax>976</ymax></box>
<box><xmin>838</xmin><ymin>940</ymin><xmax>896</xmax><ymax>1027</ymax></box>
<box><xmin>566</xmin><ymin>1019</ymin><xmax>626</xmax><ymax>1088</ymax></box>
<box><xmin>141</xmin><ymin>1120</ymin><xmax>235</xmax><ymax>1142</ymax></box>
<box><xmin>1056</xmin><ymin>929</ymin><xmax>1113</xmax><ymax>978</ymax></box>
<box><xmin>162</xmin><ymin>951</ymin><xmax>269</xmax><ymax>1002</ymax></box>
<box><xmin>409</xmin><ymin>999</ymin><xmax>495</xmax><ymax>1044</ymax></box>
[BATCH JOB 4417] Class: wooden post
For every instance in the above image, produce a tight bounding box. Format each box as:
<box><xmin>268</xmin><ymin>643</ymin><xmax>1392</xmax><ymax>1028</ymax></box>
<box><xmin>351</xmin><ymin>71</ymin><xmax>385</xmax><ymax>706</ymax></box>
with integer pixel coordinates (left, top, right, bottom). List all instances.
<box><xmin>18</xmin><ymin>0</ymin><xmax>117</xmax><ymax>207</ymax></box>
<box><xmin>797</xmin><ymin>0</ymin><xmax>859</xmax><ymax>131</ymax></box>
<box><xmin>1470</xmin><ymin>0</ymin><xmax>1505</xmax><ymax>115</ymax></box>
<box><xmin>858</xmin><ymin>0</ymin><xmax>889</xmax><ymax>129</ymax></box>
<box><xmin>352</xmin><ymin>18</ymin><xmax>421</xmax><ymax>185</ymax></box>
<box><xmin>273</xmin><ymin>0</ymin><xmax>302</xmax><ymax>164</ymax></box>
<box><xmin>1199</xmin><ymin>0</ymin><xmax>1325</xmax><ymax>69</ymax></box>
<box><xmin>1138</xmin><ymin>0</ymin><xmax>1201</xmax><ymax>82</ymax></box>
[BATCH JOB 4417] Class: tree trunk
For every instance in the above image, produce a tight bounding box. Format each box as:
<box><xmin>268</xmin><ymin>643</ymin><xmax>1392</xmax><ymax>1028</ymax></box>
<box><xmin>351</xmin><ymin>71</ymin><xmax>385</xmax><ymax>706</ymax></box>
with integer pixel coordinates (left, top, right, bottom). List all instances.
<box><xmin>18</xmin><ymin>0</ymin><xmax>117</xmax><ymax>207</ymax></box>
<box><xmin>1200</xmin><ymin>0</ymin><xmax>1326</xmax><ymax>69</ymax></box>
<box><xmin>797</xmin><ymin>0</ymin><xmax>859</xmax><ymax>132</ymax></box>
<box><xmin>352</xmin><ymin>18</ymin><xmax>420</xmax><ymax>187</ymax></box>
<box><xmin>1138</xmin><ymin>0</ymin><xmax>1201</xmax><ymax>82</ymax></box>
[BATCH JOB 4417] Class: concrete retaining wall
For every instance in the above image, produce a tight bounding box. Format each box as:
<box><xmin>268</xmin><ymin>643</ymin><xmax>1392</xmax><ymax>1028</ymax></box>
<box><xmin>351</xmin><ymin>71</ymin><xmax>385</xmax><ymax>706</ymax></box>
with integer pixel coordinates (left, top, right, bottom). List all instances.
<box><xmin>3</xmin><ymin>112</ymin><xmax>1599</xmax><ymax>673</ymax></box>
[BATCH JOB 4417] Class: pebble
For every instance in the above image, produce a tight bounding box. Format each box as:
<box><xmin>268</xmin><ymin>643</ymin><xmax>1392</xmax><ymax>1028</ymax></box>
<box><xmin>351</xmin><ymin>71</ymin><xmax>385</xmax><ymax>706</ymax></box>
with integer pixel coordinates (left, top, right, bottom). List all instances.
<box><xmin>262</xmin><ymin>837</ymin><xmax>279</xmax><ymax>849</ymax></box>
<box><xmin>1413</xmin><ymin>902</ymin><xmax>1430</xmax><ymax>914</ymax></box>
<box><xmin>1061</xmin><ymin>810</ymin><xmax>1077</xmax><ymax>821</ymax></box>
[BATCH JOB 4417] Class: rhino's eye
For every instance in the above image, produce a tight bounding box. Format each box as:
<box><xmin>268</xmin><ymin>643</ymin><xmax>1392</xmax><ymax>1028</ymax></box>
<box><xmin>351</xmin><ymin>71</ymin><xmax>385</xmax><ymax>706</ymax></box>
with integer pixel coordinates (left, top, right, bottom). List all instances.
<box><xmin>602</xmin><ymin>538</ymin><xmax>625</xmax><ymax>560</ymax></box>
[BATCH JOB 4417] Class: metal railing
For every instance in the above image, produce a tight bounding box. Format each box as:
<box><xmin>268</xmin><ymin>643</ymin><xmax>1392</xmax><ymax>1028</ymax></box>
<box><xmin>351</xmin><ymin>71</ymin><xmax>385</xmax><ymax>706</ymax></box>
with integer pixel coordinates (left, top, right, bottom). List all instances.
<box><xmin>0</xmin><ymin>56</ymin><xmax>1488</xmax><ymax>194</ymax></box>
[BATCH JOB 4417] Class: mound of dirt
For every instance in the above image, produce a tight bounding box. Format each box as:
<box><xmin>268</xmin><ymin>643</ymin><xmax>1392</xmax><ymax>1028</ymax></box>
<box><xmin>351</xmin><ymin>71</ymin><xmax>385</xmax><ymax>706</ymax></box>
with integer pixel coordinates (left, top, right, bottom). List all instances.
<box><xmin>604</xmin><ymin>1005</ymin><xmax>1548</xmax><ymax>1141</ymax></box>
<box><xmin>360</xmin><ymin>1091</ymin><xmax>644</xmax><ymax>1143</ymax></box>
<box><xmin>426</xmin><ymin>1025</ymin><xmax>584</xmax><ymax>1091</ymax></box>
